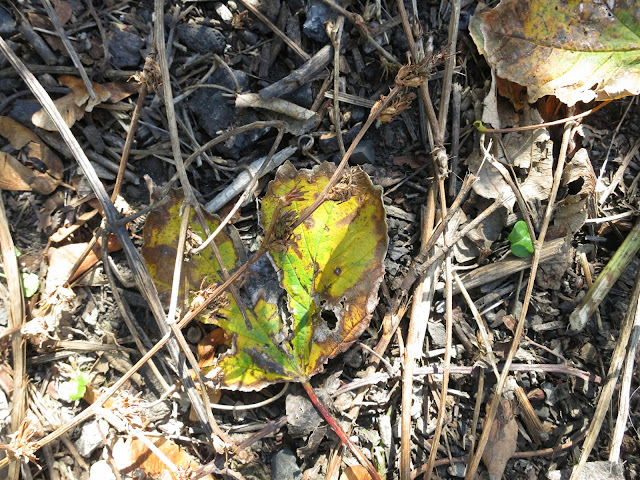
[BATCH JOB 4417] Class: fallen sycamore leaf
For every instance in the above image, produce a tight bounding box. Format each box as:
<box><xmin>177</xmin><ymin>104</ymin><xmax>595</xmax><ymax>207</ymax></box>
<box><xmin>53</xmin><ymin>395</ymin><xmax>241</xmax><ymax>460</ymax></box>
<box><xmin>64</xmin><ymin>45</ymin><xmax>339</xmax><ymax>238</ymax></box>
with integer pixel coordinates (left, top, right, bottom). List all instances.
<box><xmin>32</xmin><ymin>75</ymin><xmax>137</xmax><ymax>131</ymax></box>
<box><xmin>215</xmin><ymin>162</ymin><xmax>387</xmax><ymax>390</ymax></box>
<box><xmin>470</xmin><ymin>0</ymin><xmax>640</xmax><ymax>106</ymax></box>
<box><xmin>141</xmin><ymin>189</ymin><xmax>246</xmax><ymax>321</ymax></box>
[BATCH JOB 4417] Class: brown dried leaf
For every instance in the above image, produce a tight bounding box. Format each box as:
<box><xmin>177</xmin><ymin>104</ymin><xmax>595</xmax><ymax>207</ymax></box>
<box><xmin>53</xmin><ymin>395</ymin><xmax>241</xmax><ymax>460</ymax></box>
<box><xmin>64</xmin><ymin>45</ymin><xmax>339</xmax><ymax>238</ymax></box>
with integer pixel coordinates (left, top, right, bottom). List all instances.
<box><xmin>340</xmin><ymin>465</ymin><xmax>372</xmax><ymax>480</ymax></box>
<box><xmin>0</xmin><ymin>117</ymin><xmax>63</xmax><ymax>193</ymax></box>
<box><xmin>112</xmin><ymin>436</ymin><xmax>214</xmax><ymax>480</ymax></box>
<box><xmin>482</xmin><ymin>397</ymin><xmax>518</xmax><ymax>480</ymax></box>
<box><xmin>32</xmin><ymin>75</ymin><xmax>137</xmax><ymax>131</ymax></box>
<box><xmin>0</xmin><ymin>152</ymin><xmax>36</xmax><ymax>191</ymax></box>
<box><xmin>470</xmin><ymin>0</ymin><xmax>640</xmax><ymax>106</ymax></box>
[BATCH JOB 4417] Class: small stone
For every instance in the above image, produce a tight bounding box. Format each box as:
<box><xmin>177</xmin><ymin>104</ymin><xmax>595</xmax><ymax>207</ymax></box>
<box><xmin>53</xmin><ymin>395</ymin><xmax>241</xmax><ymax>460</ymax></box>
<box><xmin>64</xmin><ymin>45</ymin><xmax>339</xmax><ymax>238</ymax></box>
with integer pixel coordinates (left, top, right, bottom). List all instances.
<box><xmin>189</xmin><ymin>67</ymin><xmax>249</xmax><ymax>140</ymax></box>
<box><xmin>350</xmin><ymin>139</ymin><xmax>375</xmax><ymax>164</ymax></box>
<box><xmin>286</xmin><ymin>391</ymin><xmax>322</xmax><ymax>438</ymax></box>
<box><xmin>447</xmin><ymin>463</ymin><xmax>467</xmax><ymax>478</ymax></box>
<box><xmin>271</xmin><ymin>448</ymin><xmax>302</xmax><ymax>480</ymax></box>
<box><xmin>214</xmin><ymin>2</ymin><xmax>234</xmax><ymax>23</ymax></box>
<box><xmin>282</xmin><ymin>84</ymin><xmax>313</xmax><ymax>109</ymax></box>
<box><xmin>74</xmin><ymin>419</ymin><xmax>108</xmax><ymax>457</ymax></box>
<box><xmin>302</xmin><ymin>0</ymin><xmax>336</xmax><ymax>42</ymax></box>
<box><xmin>109</xmin><ymin>29</ymin><xmax>144</xmax><ymax>68</ymax></box>
<box><xmin>236</xmin><ymin>29</ymin><xmax>259</xmax><ymax>45</ymax></box>
<box><xmin>427</xmin><ymin>320</ymin><xmax>447</xmax><ymax>348</ymax></box>
<box><xmin>318</xmin><ymin>124</ymin><xmax>362</xmax><ymax>153</ymax></box>
<box><xmin>378</xmin><ymin>414</ymin><xmax>392</xmax><ymax>449</ymax></box>
<box><xmin>89</xmin><ymin>461</ymin><xmax>116</xmax><ymax>480</ymax></box>
<box><xmin>176</xmin><ymin>24</ymin><xmax>226</xmax><ymax>55</ymax></box>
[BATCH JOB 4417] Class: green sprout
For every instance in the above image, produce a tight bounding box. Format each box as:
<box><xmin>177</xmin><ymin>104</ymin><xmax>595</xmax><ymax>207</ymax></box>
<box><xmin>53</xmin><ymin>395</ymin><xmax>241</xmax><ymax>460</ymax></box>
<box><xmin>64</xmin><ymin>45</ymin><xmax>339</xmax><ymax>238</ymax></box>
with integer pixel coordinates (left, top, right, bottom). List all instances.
<box><xmin>59</xmin><ymin>371</ymin><xmax>92</xmax><ymax>402</ymax></box>
<box><xmin>508</xmin><ymin>221</ymin><xmax>534</xmax><ymax>258</ymax></box>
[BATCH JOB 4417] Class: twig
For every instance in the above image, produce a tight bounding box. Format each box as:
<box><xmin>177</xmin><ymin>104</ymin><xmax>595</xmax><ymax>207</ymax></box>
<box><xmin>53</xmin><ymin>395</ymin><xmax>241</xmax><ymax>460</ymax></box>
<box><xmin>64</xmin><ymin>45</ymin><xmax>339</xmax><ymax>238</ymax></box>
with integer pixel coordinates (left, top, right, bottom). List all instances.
<box><xmin>330</xmin><ymin>17</ymin><xmax>346</xmax><ymax>158</ymax></box>
<box><xmin>400</xmin><ymin>191</ymin><xmax>437</xmax><ymax>480</ymax></box>
<box><xmin>442</xmin><ymin>237</ymin><xmax>567</xmax><ymax>293</ymax></box>
<box><xmin>422</xmin><ymin>253</ymin><xmax>453</xmax><ymax>480</ymax></box>
<box><xmin>569</xmin><ymin>218</ymin><xmax>640</xmax><ymax>331</ymax></box>
<box><xmin>598</xmin><ymin>137</ymin><xmax>640</xmax><ymax>206</ymax></box>
<box><xmin>320</xmin><ymin>0</ymin><xmax>400</xmax><ymax>66</ymax></box>
<box><xmin>101</xmin><ymin>230</ymin><xmax>171</xmax><ymax>392</ymax></box>
<box><xmin>609</xmin><ymin>307</ymin><xmax>640</xmax><ymax>462</ymax></box>
<box><xmin>202</xmin><ymin>145</ymin><xmax>295</xmax><ymax>215</ymax></box>
<box><xmin>437</xmin><ymin>0</ymin><xmax>460</xmax><ymax>136</ymax></box>
<box><xmin>111</xmin><ymin>56</ymin><xmax>152</xmax><ymax>200</ymax></box>
<box><xmin>258</xmin><ymin>45</ymin><xmax>332</xmax><ymax>100</ymax></box>
<box><xmin>41</xmin><ymin>0</ymin><xmax>95</xmax><ymax>98</ymax></box>
<box><xmin>0</xmin><ymin>193</ymin><xmax>27</xmax><ymax>480</ymax></box>
<box><xmin>236</xmin><ymin>0</ymin><xmax>310</xmax><ymax>62</ymax></box>
<box><xmin>474</xmin><ymin>100</ymin><xmax>611</xmax><ymax>133</ymax></box>
<box><xmin>153</xmin><ymin>0</ymin><xmax>220</xmax><ymax>439</ymax></box>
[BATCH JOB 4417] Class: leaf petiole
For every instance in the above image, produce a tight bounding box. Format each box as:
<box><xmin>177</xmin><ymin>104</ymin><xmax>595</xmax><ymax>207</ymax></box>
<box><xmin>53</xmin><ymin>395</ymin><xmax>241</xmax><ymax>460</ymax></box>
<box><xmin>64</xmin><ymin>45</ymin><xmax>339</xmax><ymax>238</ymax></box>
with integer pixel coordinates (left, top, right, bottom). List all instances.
<box><xmin>300</xmin><ymin>380</ymin><xmax>383</xmax><ymax>480</ymax></box>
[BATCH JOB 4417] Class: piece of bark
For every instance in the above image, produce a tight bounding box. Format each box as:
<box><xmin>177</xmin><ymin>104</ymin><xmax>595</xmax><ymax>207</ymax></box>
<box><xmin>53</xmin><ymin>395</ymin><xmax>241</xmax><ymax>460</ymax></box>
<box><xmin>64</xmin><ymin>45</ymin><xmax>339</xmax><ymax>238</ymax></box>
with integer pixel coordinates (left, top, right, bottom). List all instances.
<box><xmin>259</xmin><ymin>45</ymin><xmax>333</xmax><ymax>99</ymax></box>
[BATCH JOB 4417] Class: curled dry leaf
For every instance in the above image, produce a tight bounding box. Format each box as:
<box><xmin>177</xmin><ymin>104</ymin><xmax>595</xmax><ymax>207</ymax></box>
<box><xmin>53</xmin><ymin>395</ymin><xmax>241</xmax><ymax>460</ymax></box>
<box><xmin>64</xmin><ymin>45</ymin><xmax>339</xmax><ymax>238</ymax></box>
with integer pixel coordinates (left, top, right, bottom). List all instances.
<box><xmin>0</xmin><ymin>117</ymin><xmax>63</xmax><ymax>194</ymax></box>
<box><xmin>482</xmin><ymin>397</ymin><xmax>518</xmax><ymax>480</ymax></box>
<box><xmin>469</xmin><ymin>106</ymin><xmax>553</xmax><ymax>215</ymax></box>
<box><xmin>32</xmin><ymin>75</ymin><xmax>138</xmax><ymax>131</ymax></box>
<box><xmin>470</xmin><ymin>0</ymin><xmax>640</xmax><ymax>106</ymax></box>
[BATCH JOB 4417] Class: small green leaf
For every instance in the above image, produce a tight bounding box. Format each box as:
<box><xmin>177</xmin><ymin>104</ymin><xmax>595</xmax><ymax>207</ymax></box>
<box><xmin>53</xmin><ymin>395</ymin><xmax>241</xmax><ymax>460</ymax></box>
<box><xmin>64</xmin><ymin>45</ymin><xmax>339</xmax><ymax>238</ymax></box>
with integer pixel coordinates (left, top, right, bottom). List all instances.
<box><xmin>21</xmin><ymin>272</ymin><xmax>39</xmax><ymax>298</ymax></box>
<box><xmin>508</xmin><ymin>220</ymin><xmax>533</xmax><ymax>258</ymax></box>
<box><xmin>59</xmin><ymin>371</ymin><xmax>91</xmax><ymax>402</ymax></box>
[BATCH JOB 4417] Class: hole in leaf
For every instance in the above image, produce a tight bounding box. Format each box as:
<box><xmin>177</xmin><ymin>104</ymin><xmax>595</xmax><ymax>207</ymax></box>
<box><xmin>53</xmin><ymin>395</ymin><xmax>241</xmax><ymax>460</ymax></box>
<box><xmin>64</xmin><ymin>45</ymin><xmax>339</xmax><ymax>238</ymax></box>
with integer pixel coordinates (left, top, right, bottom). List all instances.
<box><xmin>323</xmin><ymin>310</ymin><xmax>338</xmax><ymax>330</ymax></box>
<box><xmin>567</xmin><ymin>177</ymin><xmax>584</xmax><ymax>195</ymax></box>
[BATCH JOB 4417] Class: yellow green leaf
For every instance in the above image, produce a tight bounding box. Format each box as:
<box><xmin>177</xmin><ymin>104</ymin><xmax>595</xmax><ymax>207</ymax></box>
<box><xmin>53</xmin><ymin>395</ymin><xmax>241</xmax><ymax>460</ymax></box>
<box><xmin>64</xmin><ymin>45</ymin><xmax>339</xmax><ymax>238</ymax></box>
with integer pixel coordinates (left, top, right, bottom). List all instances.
<box><xmin>142</xmin><ymin>164</ymin><xmax>388</xmax><ymax>392</ymax></box>
<box><xmin>210</xmin><ymin>162</ymin><xmax>387</xmax><ymax>390</ymax></box>
<box><xmin>470</xmin><ymin>0</ymin><xmax>640</xmax><ymax>106</ymax></box>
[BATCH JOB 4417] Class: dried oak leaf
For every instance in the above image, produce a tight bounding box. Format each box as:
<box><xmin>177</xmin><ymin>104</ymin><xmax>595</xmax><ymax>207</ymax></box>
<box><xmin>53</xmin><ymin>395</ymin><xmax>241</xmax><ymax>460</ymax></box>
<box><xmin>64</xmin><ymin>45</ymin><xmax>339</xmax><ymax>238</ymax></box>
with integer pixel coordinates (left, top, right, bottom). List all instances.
<box><xmin>554</xmin><ymin>148</ymin><xmax>596</xmax><ymax>234</ymax></box>
<box><xmin>112</xmin><ymin>436</ymin><xmax>214</xmax><ymax>480</ymax></box>
<box><xmin>32</xmin><ymin>75</ymin><xmax>137</xmax><ymax>131</ymax></box>
<box><xmin>470</xmin><ymin>0</ymin><xmax>640</xmax><ymax>106</ymax></box>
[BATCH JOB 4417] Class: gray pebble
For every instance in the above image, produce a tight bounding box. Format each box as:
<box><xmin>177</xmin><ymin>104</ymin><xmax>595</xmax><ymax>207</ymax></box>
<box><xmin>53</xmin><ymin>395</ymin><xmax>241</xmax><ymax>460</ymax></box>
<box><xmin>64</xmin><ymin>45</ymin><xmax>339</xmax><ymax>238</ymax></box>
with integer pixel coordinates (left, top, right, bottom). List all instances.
<box><xmin>271</xmin><ymin>448</ymin><xmax>302</xmax><ymax>480</ymax></box>
<box><xmin>302</xmin><ymin>0</ymin><xmax>336</xmax><ymax>42</ymax></box>
<box><xmin>350</xmin><ymin>139</ymin><xmax>376</xmax><ymax>165</ymax></box>
<box><xmin>427</xmin><ymin>320</ymin><xmax>447</xmax><ymax>348</ymax></box>
<box><xmin>176</xmin><ymin>24</ymin><xmax>226</xmax><ymax>55</ymax></box>
<box><xmin>109</xmin><ymin>29</ymin><xmax>144</xmax><ymax>68</ymax></box>
<box><xmin>0</xmin><ymin>6</ymin><xmax>16</xmax><ymax>35</ymax></box>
